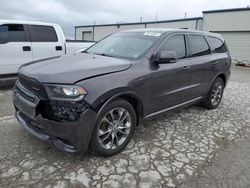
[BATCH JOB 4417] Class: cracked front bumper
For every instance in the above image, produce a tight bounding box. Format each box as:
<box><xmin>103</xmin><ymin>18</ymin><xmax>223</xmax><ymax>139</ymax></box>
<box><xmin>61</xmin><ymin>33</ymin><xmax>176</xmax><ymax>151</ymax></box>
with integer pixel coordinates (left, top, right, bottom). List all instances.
<box><xmin>15</xmin><ymin>108</ymin><xmax>97</xmax><ymax>153</ymax></box>
<box><xmin>14</xmin><ymin>90</ymin><xmax>97</xmax><ymax>153</ymax></box>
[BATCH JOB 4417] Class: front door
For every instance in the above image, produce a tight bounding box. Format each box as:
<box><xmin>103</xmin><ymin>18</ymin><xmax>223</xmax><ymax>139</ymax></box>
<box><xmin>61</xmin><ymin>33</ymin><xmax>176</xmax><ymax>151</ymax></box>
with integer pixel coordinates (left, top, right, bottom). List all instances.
<box><xmin>149</xmin><ymin>34</ymin><xmax>193</xmax><ymax>114</ymax></box>
<box><xmin>0</xmin><ymin>24</ymin><xmax>32</xmax><ymax>75</ymax></box>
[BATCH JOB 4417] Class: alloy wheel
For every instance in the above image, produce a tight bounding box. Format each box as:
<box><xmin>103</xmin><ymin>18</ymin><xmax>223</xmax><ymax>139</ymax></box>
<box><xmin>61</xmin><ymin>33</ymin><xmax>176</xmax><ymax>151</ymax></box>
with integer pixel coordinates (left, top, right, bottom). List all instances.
<box><xmin>98</xmin><ymin>108</ymin><xmax>132</xmax><ymax>150</ymax></box>
<box><xmin>210</xmin><ymin>82</ymin><xmax>223</xmax><ymax>106</ymax></box>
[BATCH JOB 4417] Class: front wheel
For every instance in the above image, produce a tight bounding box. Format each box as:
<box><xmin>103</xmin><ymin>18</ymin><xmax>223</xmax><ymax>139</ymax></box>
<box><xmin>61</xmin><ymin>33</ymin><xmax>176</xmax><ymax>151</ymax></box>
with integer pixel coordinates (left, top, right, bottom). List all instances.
<box><xmin>91</xmin><ymin>99</ymin><xmax>137</xmax><ymax>156</ymax></box>
<box><xmin>202</xmin><ymin>77</ymin><xmax>225</xmax><ymax>109</ymax></box>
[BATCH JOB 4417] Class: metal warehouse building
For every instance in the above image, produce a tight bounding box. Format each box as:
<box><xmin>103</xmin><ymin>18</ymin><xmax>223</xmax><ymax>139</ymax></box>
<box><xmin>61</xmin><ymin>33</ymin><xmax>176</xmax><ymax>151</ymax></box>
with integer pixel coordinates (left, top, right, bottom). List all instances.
<box><xmin>75</xmin><ymin>8</ymin><xmax>250</xmax><ymax>62</ymax></box>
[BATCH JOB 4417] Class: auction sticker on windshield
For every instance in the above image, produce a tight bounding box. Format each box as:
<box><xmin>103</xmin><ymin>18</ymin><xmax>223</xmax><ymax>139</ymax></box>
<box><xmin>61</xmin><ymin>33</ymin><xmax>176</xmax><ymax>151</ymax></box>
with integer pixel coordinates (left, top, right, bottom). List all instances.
<box><xmin>143</xmin><ymin>32</ymin><xmax>162</xmax><ymax>37</ymax></box>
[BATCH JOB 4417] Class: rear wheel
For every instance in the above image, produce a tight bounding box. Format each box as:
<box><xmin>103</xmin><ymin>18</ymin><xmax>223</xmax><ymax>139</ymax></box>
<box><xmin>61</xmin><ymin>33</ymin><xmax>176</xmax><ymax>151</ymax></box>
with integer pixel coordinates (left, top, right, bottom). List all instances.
<box><xmin>202</xmin><ymin>77</ymin><xmax>224</xmax><ymax>109</ymax></box>
<box><xmin>91</xmin><ymin>99</ymin><xmax>137</xmax><ymax>156</ymax></box>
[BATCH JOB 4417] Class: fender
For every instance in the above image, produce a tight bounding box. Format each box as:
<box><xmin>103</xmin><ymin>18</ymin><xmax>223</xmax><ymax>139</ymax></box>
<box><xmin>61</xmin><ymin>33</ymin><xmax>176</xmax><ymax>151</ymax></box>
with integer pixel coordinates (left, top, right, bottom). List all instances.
<box><xmin>211</xmin><ymin>72</ymin><xmax>227</xmax><ymax>86</ymax></box>
<box><xmin>91</xmin><ymin>88</ymin><xmax>144</xmax><ymax>117</ymax></box>
<box><xmin>206</xmin><ymin>72</ymin><xmax>227</xmax><ymax>96</ymax></box>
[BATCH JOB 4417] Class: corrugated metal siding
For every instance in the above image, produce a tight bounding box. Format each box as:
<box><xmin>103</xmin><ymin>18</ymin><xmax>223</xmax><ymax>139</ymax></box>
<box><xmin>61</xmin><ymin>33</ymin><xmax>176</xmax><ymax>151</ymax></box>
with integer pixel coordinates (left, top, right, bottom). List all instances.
<box><xmin>146</xmin><ymin>20</ymin><xmax>197</xmax><ymax>30</ymax></box>
<box><xmin>203</xmin><ymin>11</ymin><xmax>250</xmax><ymax>31</ymax></box>
<box><xmin>216</xmin><ymin>32</ymin><xmax>250</xmax><ymax>62</ymax></box>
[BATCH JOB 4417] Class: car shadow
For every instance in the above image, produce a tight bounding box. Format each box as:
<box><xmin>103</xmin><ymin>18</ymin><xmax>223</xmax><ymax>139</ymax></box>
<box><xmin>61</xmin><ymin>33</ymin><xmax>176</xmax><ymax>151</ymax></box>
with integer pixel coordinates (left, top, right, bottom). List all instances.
<box><xmin>0</xmin><ymin>78</ymin><xmax>16</xmax><ymax>90</ymax></box>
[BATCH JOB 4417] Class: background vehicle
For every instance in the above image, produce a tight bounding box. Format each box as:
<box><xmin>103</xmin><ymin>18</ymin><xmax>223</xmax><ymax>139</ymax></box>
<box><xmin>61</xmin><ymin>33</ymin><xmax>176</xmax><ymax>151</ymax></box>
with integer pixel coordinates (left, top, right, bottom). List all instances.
<box><xmin>13</xmin><ymin>29</ymin><xmax>231</xmax><ymax>156</ymax></box>
<box><xmin>0</xmin><ymin>20</ymin><xmax>95</xmax><ymax>75</ymax></box>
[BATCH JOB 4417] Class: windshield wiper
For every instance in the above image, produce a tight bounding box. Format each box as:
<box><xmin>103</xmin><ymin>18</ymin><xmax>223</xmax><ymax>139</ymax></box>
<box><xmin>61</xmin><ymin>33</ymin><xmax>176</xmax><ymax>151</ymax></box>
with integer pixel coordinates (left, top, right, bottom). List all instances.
<box><xmin>95</xmin><ymin>53</ymin><xmax>114</xmax><ymax>57</ymax></box>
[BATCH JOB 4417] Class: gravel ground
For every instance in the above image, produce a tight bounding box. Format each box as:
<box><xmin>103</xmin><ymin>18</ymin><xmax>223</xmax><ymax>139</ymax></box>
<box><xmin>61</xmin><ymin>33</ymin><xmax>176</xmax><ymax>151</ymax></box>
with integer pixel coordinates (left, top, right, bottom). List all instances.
<box><xmin>0</xmin><ymin>65</ymin><xmax>249</xmax><ymax>188</ymax></box>
<box><xmin>180</xmin><ymin>134</ymin><xmax>250</xmax><ymax>188</ymax></box>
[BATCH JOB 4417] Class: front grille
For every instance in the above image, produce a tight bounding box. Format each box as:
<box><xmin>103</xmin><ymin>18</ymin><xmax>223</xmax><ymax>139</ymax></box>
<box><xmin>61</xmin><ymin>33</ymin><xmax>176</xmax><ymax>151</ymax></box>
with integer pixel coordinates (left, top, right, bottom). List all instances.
<box><xmin>16</xmin><ymin>82</ymin><xmax>37</xmax><ymax>103</ymax></box>
<box><xmin>17</xmin><ymin>74</ymin><xmax>47</xmax><ymax>99</ymax></box>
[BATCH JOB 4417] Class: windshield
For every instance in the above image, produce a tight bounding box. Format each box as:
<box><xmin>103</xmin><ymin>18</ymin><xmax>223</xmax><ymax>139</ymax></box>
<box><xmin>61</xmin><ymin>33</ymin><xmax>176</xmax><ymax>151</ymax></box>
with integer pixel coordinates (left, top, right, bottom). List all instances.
<box><xmin>86</xmin><ymin>31</ymin><xmax>163</xmax><ymax>60</ymax></box>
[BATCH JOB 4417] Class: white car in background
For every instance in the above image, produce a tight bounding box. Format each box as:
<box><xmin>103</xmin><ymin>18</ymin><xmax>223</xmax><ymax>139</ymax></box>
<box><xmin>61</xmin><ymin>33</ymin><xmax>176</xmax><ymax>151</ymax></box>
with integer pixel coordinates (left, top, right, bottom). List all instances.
<box><xmin>0</xmin><ymin>20</ymin><xmax>95</xmax><ymax>75</ymax></box>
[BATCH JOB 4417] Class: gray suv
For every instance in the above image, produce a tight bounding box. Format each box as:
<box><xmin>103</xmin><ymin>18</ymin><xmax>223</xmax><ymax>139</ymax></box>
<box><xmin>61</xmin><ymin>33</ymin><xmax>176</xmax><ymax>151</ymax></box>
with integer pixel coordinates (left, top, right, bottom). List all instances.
<box><xmin>13</xmin><ymin>29</ymin><xmax>231</xmax><ymax>156</ymax></box>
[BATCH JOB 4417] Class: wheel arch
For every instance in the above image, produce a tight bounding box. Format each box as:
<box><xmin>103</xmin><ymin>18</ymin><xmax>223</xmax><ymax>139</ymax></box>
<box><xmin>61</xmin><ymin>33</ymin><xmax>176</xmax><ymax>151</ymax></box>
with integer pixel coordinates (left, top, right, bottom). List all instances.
<box><xmin>92</xmin><ymin>89</ymin><xmax>144</xmax><ymax>121</ymax></box>
<box><xmin>217</xmin><ymin>73</ymin><xmax>226</xmax><ymax>86</ymax></box>
<box><xmin>209</xmin><ymin>73</ymin><xmax>227</xmax><ymax>90</ymax></box>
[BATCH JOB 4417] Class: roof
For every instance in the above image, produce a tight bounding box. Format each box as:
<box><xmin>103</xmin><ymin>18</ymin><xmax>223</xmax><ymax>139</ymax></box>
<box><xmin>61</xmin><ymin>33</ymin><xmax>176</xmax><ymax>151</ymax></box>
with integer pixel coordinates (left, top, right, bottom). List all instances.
<box><xmin>119</xmin><ymin>28</ymin><xmax>224</xmax><ymax>40</ymax></box>
<box><xmin>121</xmin><ymin>28</ymin><xmax>198</xmax><ymax>33</ymax></box>
<box><xmin>203</xmin><ymin>7</ymin><xmax>250</xmax><ymax>14</ymax></box>
<box><xmin>75</xmin><ymin>17</ymin><xmax>203</xmax><ymax>28</ymax></box>
<box><xmin>0</xmin><ymin>20</ymin><xmax>59</xmax><ymax>27</ymax></box>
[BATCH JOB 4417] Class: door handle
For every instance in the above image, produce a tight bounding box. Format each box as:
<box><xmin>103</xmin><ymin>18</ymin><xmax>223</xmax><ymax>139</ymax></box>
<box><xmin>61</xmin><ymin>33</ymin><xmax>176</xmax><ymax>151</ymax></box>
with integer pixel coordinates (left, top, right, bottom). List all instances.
<box><xmin>181</xmin><ymin>66</ymin><xmax>190</xmax><ymax>70</ymax></box>
<box><xmin>23</xmin><ymin>46</ymin><xmax>31</xmax><ymax>51</ymax></box>
<box><xmin>212</xmin><ymin>61</ymin><xmax>219</xmax><ymax>65</ymax></box>
<box><xmin>55</xmin><ymin>46</ymin><xmax>63</xmax><ymax>51</ymax></box>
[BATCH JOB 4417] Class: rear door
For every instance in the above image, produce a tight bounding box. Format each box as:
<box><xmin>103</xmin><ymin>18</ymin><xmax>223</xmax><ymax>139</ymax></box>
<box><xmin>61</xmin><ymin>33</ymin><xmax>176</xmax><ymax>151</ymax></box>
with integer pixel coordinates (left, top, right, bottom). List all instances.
<box><xmin>28</xmin><ymin>25</ymin><xmax>64</xmax><ymax>61</ymax></box>
<box><xmin>187</xmin><ymin>34</ymin><xmax>214</xmax><ymax>98</ymax></box>
<box><xmin>0</xmin><ymin>24</ymin><xmax>32</xmax><ymax>75</ymax></box>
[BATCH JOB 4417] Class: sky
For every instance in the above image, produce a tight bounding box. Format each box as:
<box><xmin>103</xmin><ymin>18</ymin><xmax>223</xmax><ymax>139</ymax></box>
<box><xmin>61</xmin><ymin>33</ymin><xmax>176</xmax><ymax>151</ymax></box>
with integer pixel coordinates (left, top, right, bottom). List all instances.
<box><xmin>0</xmin><ymin>0</ymin><xmax>250</xmax><ymax>38</ymax></box>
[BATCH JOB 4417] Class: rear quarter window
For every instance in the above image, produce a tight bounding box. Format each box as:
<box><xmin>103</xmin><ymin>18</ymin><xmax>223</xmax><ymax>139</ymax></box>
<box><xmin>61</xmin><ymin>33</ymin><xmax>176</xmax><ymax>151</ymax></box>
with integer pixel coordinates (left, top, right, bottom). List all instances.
<box><xmin>29</xmin><ymin>25</ymin><xmax>58</xmax><ymax>42</ymax></box>
<box><xmin>207</xmin><ymin>36</ymin><xmax>227</xmax><ymax>53</ymax></box>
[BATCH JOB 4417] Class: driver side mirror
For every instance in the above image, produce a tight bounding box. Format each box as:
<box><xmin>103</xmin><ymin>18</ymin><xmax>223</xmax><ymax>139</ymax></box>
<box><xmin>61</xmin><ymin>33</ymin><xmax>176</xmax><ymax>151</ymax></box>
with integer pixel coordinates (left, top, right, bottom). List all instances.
<box><xmin>158</xmin><ymin>51</ymin><xmax>177</xmax><ymax>64</ymax></box>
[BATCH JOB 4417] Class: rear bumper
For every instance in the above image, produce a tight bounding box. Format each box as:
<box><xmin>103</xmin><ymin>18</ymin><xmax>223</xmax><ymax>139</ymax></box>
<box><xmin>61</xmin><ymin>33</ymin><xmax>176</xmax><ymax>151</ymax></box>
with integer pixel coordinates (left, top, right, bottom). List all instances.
<box><xmin>15</xmin><ymin>107</ymin><xmax>97</xmax><ymax>153</ymax></box>
<box><xmin>225</xmin><ymin>69</ymin><xmax>231</xmax><ymax>86</ymax></box>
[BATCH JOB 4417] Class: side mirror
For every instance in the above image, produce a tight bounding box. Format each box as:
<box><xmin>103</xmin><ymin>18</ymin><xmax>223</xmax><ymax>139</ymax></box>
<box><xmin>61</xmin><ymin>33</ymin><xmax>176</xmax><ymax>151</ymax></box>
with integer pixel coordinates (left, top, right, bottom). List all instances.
<box><xmin>158</xmin><ymin>51</ymin><xmax>177</xmax><ymax>64</ymax></box>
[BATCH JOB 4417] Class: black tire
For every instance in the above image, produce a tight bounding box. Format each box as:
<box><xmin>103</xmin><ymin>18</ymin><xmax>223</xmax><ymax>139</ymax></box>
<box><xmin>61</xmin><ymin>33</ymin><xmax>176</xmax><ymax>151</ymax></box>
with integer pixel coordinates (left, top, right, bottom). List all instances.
<box><xmin>91</xmin><ymin>99</ymin><xmax>137</xmax><ymax>156</ymax></box>
<box><xmin>202</xmin><ymin>77</ymin><xmax>225</xmax><ymax>109</ymax></box>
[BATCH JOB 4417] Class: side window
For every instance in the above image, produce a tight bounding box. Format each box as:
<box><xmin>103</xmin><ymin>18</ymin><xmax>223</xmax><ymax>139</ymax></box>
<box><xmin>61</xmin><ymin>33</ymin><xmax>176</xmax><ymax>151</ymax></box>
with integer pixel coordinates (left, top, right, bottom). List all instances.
<box><xmin>207</xmin><ymin>37</ymin><xmax>227</xmax><ymax>53</ymax></box>
<box><xmin>161</xmin><ymin>35</ymin><xmax>186</xmax><ymax>59</ymax></box>
<box><xmin>30</xmin><ymin>25</ymin><xmax>58</xmax><ymax>42</ymax></box>
<box><xmin>0</xmin><ymin>24</ymin><xmax>26</xmax><ymax>43</ymax></box>
<box><xmin>189</xmin><ymin>35</ymin><xmax>210</xmax><ymax>57</ymax></box>
<box><xmin>0</xmin><ymin>25</ymin><xmax>8</xmax><ymax>43</ymax></box>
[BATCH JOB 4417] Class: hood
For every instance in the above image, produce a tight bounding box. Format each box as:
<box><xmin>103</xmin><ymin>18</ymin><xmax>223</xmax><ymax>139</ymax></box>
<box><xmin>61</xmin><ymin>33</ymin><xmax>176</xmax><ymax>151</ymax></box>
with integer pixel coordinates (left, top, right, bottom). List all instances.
<box><xmin>19</xmin><ymin>53</ymin><xmax>132</xmax><ymax>84</ymax></box>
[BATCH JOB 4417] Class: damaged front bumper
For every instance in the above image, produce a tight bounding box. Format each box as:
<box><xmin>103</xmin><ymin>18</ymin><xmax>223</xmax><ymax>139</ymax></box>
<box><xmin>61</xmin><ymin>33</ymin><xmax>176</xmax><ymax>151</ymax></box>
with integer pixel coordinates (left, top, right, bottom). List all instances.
<box><xmin>13</xmin><ymin>86</ymin><xmax>97</xmax><ymax>153</ymax></box>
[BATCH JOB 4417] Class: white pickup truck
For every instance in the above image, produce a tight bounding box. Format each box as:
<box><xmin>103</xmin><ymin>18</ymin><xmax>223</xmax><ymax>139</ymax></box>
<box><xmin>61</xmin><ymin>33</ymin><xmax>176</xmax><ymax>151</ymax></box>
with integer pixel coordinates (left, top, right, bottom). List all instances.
<box><xmin>0</xmin><ymin>20</ymin><xmax>95</xmax><ymax>75</ymax></box>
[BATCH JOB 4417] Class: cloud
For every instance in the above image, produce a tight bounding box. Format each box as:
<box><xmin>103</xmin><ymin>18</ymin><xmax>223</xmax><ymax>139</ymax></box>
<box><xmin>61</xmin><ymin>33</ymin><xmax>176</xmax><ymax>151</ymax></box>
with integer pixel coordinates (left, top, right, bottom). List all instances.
<box><xmin>0</xmin><ymin>0</ymin><xmax>250</xmax><ymax>38</ymax></box>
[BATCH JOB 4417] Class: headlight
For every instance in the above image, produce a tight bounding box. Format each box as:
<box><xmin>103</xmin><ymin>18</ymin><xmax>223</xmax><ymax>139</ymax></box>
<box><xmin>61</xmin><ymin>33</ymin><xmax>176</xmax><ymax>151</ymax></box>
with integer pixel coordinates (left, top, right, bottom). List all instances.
<box><xmin>45</xmin><ymin>85</ymin><xmax>87</xmax><ymax>101</ymax></box>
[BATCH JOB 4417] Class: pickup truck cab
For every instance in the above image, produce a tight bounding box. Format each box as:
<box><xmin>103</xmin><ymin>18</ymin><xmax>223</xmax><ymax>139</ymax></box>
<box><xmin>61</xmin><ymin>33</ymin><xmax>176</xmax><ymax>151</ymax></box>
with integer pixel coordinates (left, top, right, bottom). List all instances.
<box><xmin>0</xmin><ymin>20</ymin><xmax>94</xmax><ymax>75</ymax></box>
<box><xmin>13</xmin><ymin>29</ymin><xmax>231</xmax><ymax>156</ymax></box>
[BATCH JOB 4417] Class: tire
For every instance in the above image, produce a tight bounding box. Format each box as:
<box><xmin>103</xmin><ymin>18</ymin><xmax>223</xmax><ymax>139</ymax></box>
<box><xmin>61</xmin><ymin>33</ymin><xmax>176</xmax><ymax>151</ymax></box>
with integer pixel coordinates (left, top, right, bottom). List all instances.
<box><xmin>91</xmin><ymin>99</ymin><xmax>137</xmax><ymax>156</ymax></box>
<box><xmin>202</xmin><ymin>77</ymin><xmax>225</xmax><ymax>109</ymax></box>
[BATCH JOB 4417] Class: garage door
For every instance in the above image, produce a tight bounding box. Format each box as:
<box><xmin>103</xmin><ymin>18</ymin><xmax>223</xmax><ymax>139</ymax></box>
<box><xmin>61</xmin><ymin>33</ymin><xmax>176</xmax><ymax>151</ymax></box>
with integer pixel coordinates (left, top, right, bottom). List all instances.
<box><xmin>82</xmin><ymin>31</ymin><xmax>92</xmax><ymax>40</ymax></box>
<box><xmin>215</xmin><ymin>32</ymin><xmax>250</xmax><ymax>62</ymax></box>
